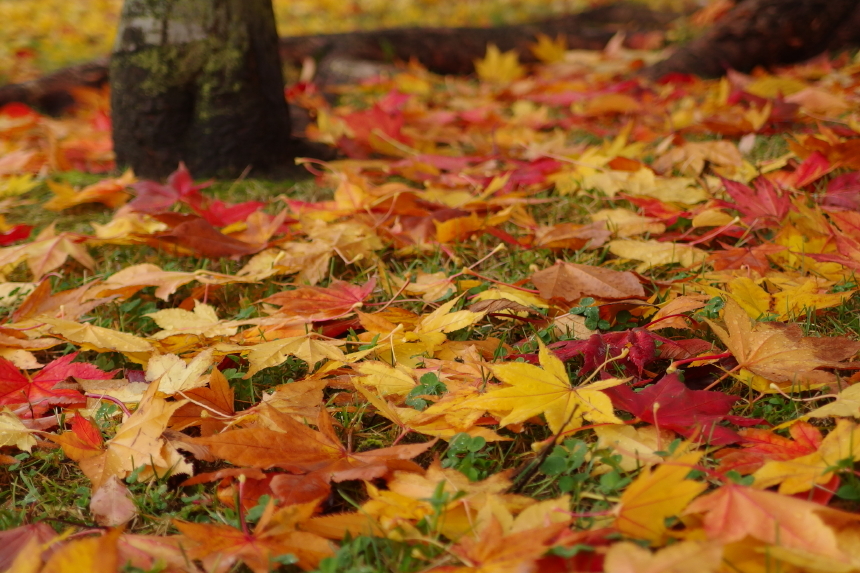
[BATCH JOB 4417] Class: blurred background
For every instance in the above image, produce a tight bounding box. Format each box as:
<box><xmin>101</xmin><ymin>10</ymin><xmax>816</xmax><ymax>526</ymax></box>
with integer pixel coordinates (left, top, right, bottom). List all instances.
<box><xmin>0</xmin><ymin>0</ymin><xmax>700</xmax><ymax>83</ymax></box>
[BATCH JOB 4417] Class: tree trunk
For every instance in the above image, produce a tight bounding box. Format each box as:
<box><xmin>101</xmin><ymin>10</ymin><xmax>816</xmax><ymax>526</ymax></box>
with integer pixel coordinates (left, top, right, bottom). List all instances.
<box><xmin>110</xmin><ymin>0</ymin><xmax>291</xmax><ymax>179</ymax></box>
<box><xmin>644</xmin><ymin>0</ymin><xmax>860</xmax><ymax>79</ymax></box>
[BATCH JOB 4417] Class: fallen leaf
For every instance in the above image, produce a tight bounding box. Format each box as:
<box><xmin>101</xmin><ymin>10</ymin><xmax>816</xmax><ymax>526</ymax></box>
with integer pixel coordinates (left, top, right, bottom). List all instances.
<box><xmin>90</xmin><ymin>475</ymin><xmax>137</xmax><ymax>526</ymax></box>
<box><xmin>466</xmin><ymin>340</ymin><xmax>624</xmax><ymax>435</ymax></box>
<box><xmin>614</xmin><ymin>451</ymin><xmax>706</xmax><ymax>544</ymax></box>
<box><xmin>531</xmin><ymin>261</ymin><xmax>644</xmax><ymax>302</ymax></box>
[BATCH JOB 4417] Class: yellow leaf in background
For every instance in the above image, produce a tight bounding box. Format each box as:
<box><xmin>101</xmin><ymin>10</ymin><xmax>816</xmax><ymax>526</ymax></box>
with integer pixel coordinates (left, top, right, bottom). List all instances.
<box><xmin>240</xmin><ymin>336</ymin><xmax>346</xmax><ymax>378</ymax></box>
<box><xmin>653</xmin><ymin>140</ymin><xmax>742</xmax><ymax>176</ymax></box>
<box><xmin>475</xmin><ymin>43</ymin><xmax>525</xmax><ymax>83</ymax></box>
<box><xmin>146</xmin><ymin>349</ymin><xmax>214</xmax><ymax>395</ymax></box>
<box><xmin>745</xmin><ymin>75</ymin><xmax>807</xmax><ymax>98</ymax></box>
<box><xmin>467</xmin><ymin>340</ymin><xmax>623</xmax><ymax>434</ymax></box>
<box><xmin>608</xmin><ymin>239</ymin><xmax>708</xmax><ymax>272</ymax></box>
<box><xmin>614</xmin><ymin>451</ymin><xmax>706</xmax><ymax>544</ymax></box>
<box><xmin>0</xmin><ymin>410</ymin><xmax>36</xmax><ymax>451</ymax></box>
<box><xmin>40</xmin><ymin>317</ymin><xmax>153</xmax><ymax>362</ymax></box>
<box><xmin>594</xmin><ymin>424</ymin><xmax>676</xmax><ymax>472</ymax></box>
<box><xmin>0</xmin><ymin>174</ymin><xmax>39</xmax><ymax>197</ymax></box>
<box><xmin>471</xmin><ymin>285</ymin><xmax>548</xmax><ymax>309</ymax></box>
<box><xmin>591</xmin><ymin>208</ymin><xmax>665</xmax><ymax>237</ymax></box>
<box><xmin>90</xmin><ymin>211</ymin><xmax>168</xmax><ymax>243</ymax></box>
<box><xmin>146</xmin><ymin>301</ymin><xmax>238</xmax><ymax>340</ymax></box>
<box><xmin>44</xmin><ymin>170</ymin><xmax>133</xmax><ymax>211</ymax></box>
<box><xmin>530</xmin><ymin>33</ymin><xmax>567</xmax><ymax>63</ymax></box>
<box><xmin>753</xmin><ymin>419</ymin><xmax>860</xmax><ymax>495</ymax></box>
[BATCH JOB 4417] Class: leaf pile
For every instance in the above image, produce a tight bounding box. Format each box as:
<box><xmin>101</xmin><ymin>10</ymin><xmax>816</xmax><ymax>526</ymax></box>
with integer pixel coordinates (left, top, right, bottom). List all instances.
<box><xmin>6</xmin><ymin>8</ymin><xmax>860</xmax><ymax>573</ymax></box>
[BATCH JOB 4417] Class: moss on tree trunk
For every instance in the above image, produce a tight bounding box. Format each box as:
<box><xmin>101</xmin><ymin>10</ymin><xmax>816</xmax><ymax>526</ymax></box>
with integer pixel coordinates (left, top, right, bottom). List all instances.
<box><xmin>110</xmin><ymin>0</ymin><xmax>291</xmax><ymax>178</ymax></box>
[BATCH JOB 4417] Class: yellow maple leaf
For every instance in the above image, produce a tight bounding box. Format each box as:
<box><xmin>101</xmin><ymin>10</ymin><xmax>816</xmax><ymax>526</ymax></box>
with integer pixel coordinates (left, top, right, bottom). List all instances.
<box><xmin>466</xmin><ymin>340</ymin><xmax>623</xmax><ymax>435</ymax></box>
<box><xmin>608</xmin><ymin>239</ymin><xmax>708</xmax><ymax>273</ymax></box>
<box><xmin>146</xmin><ymin>301</ymin><xmax>238</xmax><ymax>340</ymax></box>
<box><xmin>614</xmin><ymin>451</ymin><xmax>706</xmax><ymax>544</ymax></box>
<box><xmin>474</xmin><ymin>43</ymin><xmax>525</xmax><ymax>83</ymax></box>
<box><xmin>0</xmin><ymin>409</ymin><xmax>36</xmax><ymax>451</ymax></box>
<box><xmin>145</xmin><ymin>349</ymin><xmax>214</xmax><ymax>396</ymax></box>
<box><xmin>529</xmin><ymin>33</ymin><xmax>567</xmax><ymax>63</ymax></box>
<box><xmin>78</xmin><ymin>381</ymin><xmax>192</xmax><ymax>490</ymax></box>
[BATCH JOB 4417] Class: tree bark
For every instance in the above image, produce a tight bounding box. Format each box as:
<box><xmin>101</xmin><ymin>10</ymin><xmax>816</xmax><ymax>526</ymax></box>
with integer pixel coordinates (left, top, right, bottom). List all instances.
<box><xmin>644</xmin><ymin>0</ymin><xmax>860</xmax><ymax>79</ymax></box>
<box><xmin>110</xmin><ymin>0</ymin><xmax>292</xmax><ymax>179</ymax></box>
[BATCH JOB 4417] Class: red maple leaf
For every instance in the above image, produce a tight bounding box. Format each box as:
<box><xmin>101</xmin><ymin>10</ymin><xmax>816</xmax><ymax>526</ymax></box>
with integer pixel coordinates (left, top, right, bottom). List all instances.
<box><xmin>720</xmin><ymin>177</ymin><xmax>791</xmax><ymax>226</ymax></box>
<box><xmin>0</xmin><ymin>353</ymin><xmax>115</xmax><ymax>416</ymax></box>
<box><xmin>261</xmin><ymin>278</ymin><xmax>376</xmax><ymax>321</ymax></box>
<box><xmin>128</xmin><ymin>162</ymin><xmax>211</xmax><ymax>213</ymax></box>
<box><xmin>713</xmin><ymin>421</ymin><xmax>823</xmax><ymax>477</ymax></box>
<box><xmin>604</xmin><ymin>373</ymin><xmax>765</xmax><ymax>445</ymax></box>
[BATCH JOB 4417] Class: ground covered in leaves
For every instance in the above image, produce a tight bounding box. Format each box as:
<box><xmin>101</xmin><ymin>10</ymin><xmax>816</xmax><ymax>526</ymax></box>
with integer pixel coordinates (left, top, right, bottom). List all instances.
<box><xmin>5</xmin><ymin>3</ymin><xmax>860</xmax><ymax>573</ymax></box>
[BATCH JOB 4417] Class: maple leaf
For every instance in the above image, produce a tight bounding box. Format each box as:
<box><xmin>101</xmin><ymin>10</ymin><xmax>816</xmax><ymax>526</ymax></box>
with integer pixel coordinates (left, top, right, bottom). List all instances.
<box><xmin>128</xmin><ymin>162</ymin><xmax>210</xmax><ymax>213</ymax></box>
<box><xmin>0</xmin><ymin>224</ymin><xmax>95</xmax><ymax>280</ymax></box>
<box><xmin>224</xmin><ymin>334</ymin><xmax>346</xmax><ymax>378</ymax></box>
<box><xmin>530</xmin><ymin>261</ymin><xmax>644</xmax><ymax>302</ymax></box>
<box><xmin>0</xmin><ymin>352</ymin><xmax>113</xmax><ymax>415</ymax></box>
<box><xmin>170</xmin><ymin>367</ymin><xmax>236</xmax><ymax>436</ymax></box>
<box><xmin>608</xmin><ymin>239</ymin><xmax>707</xmax><ymax>273</ymax></box>
<box><xmin>714</xmin><ymin>420</ymin><xmax>823</xmax><ymax>475</ymax></box>
<box><xmin>174</xmin><ymin>500</ymin><xmax>334</xmax><ymax>572</ymax></box>
<box><xmin>604</xmin><ymin>373</ymin><xmax>764</xmax><ymax>445</ymax></box>
<box><xmin>75</xmin><ymin>381</ymin><xmax>192</xmax><ymax>490</ymax></box>
<box><xmin>145</xmin><ymin>349</ymin><xmax>214</xmax><ymax>395</ymax></box>
<box><xmin>685</xmin><ymin>484</ymin><xmax>858</xmax><ymax>561</ymax></box>
<box><xmin>40</xmin><ymin>317</ymin><xmax>154</xmax><ymax>363</ymax></box>
<box><xmin>0</xmin><ymin>410</ymin><xmax>36</xmax><ymax>451</ymax></box>
<box><xmin>466</xmin><ymin>340</ymin><xmax>624</xmax><ymax>435</ymax></box>
<box><xmin>0</xmin><ymin>523</ymin><xmax>56</xmax><ymax>570</ymax></box>
<box><xmin>614</xmin><ymin>451</ymin><xmax>706</xmax><ymax>544</ymax></box>
<box><xmin>721</xmin><ymin>177</ymin><xmax>791</xmax><ymax>227</ymax></box>
<box><xmin>707</xmin><ymin>298</ymin><xmax>860</xmax><ymax>391</ymax></box>
<box><xmin>44</xmin><ymin>170</ymin><xmax>134</xmax><ymax>211</ymax></box>
<box><xmin>604</xmin><ymin>540</ymin><xmax>723</xmax><ymax>573</ymax></box>
<box><xmin>261</xmin><ymin>278</ymin><xmax>376</xmax><ymax>321</ymax></box>
<box><xmin>153</xmin><ymin>216</ymin><xmax>262</xmax><ymax>258</ymax></box>
<box><xmin>146</xmin><ymin>302</ymin><xmax>238</xmax><ymax>340</ymax></box>
<box><xmin>653</xmin><ymin>140</ymin><xmax>742</xmax><ymax>176</ymax></box>
<box><xmin>474</xmin><ymin>43</ymin><xmax>525</xmax><ymax>83</ymax></box>
<box><xmin>751</xmin><ymin>419</ymin><xmax>860</xmax><ymax>495</ymax></box>
<box><xmin>192</xmin><ymin>405</ymin><xmax>433</xmax><ymax>482</ymax></box>
<box><xmin>444</xmin><ymin>515</ymin><xmax>569</xmax><ymax>573</ymax></box>
<box><xmin>530</xmin><ymin>33</ymin><xmax>568</xmax><ymax>64</ymax></box>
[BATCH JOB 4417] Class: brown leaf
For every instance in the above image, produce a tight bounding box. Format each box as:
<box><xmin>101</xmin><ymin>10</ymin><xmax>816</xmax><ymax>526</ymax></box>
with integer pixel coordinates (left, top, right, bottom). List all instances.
<box><xmin>192</xmin><ymin>405</ymin><xmax>433</xmax><ymax>482</ymax></box>
<box><xmin>154</xmin><ymin>217</ymin><xmax>261</xmax><ymax>258</ymax></box>
<box><xmin>531</xmin><ymin>261</ymin><xmax>645</xmax><ymax>302</ymax></box>
<box><xmin>90</xmin><ymin>475</ymin><xmax>137</xmax><ymax>526</ymax></box>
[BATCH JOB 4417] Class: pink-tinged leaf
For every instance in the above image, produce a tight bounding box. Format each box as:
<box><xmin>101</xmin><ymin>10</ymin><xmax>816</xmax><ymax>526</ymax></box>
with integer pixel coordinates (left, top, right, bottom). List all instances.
<box><xmin>791</xmin><ymin>151</ymin><xmax>832</xmax><ymax>188</ymax></box>
<box><xmin>261</xmin><ymin>279</ymin><xmax>376</xmax><ymax>321</ymax></box>
<box><xmin>604</xmin><ymin>373</ymin><xmax>766</xmax><ymax>445</ymax></box>
<box><xmin>821</xmin><ymin>171</ymin><xmax>860</xmax><ymax>210</ymax></box>
<box><xmin>129</xmin><ymin>162</ymin><xmax>212</xmax><ymax>213</ymax></box>
<box><xmin>721</xmin><ymin>177</ymin><xmax>791</xmax><ymax>226</ymax></box>
<box><xmin>714</xmin><ymin>421</ymin><xmax>823</xmax><ymax>475</ymax></box>
<box><xmin>128</xmin><ymin>180</ymin><xmax>179</xmax><ymax>213</ymax></box>
<box><xmin>194</xmin><ymin>199</ymin><xmax>266</xmax><ymax>227</ymax></box>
